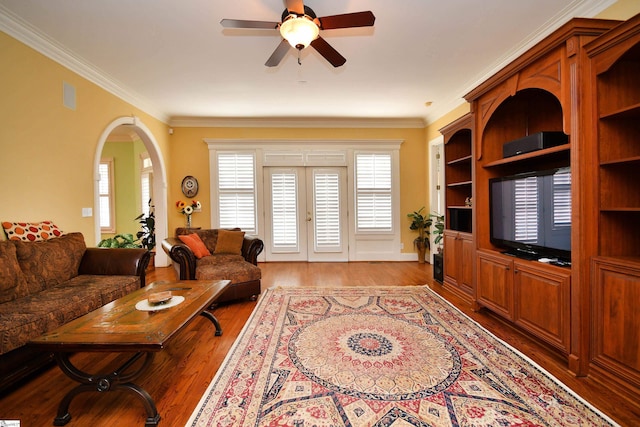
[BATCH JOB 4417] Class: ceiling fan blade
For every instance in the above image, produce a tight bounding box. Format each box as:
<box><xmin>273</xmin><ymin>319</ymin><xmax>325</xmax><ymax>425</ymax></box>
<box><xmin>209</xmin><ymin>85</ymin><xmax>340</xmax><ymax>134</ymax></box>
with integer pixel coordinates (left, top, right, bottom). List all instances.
<box><xmin>318</xmin><ymin>11</ymin><xmax>375</xmax><ymax>30</ymax></box>
<box><xmin>285</xmin><ymin>0</ymin><xmax>305</xmax><ymax>15</ymax></box>
<box><xmin>310</xmin><ymin>36</ymin><xmax>346</xmax><ymax>67</ymax></box>
<box><xmin>220</xmin><ymin>19</ymin><xmax>279</xmax><ymax>29</ymax></box>
<box><xmin>265</xmin><ymin>39</ymin><xmax>291</xmax><ymax>67</ymax></box>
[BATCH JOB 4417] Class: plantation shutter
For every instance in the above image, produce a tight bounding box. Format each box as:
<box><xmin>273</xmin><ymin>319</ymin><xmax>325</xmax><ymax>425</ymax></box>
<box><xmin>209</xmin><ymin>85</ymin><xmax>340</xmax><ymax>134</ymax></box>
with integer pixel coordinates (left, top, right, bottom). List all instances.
<box><xmin>514</xmin><ymin>176</ymin><xmax>538</xmax><ymax>243</ymax></box>
<box><xmin>140</xmin><ymin>154</ymin><xmax>153</xmax><ymax>216</ymax></box>
<box><xmin>355</xmin><ymin>153</ymin><xmax>392</xmax><ymax>232</ymax></box>
<box><xmin>99</xmin><ymin>160</ymin><xmax>115</xmax><ymax>232</ymax></box>
<box><xmin>313</xmin><ymin>170</ymin><xmax>341</xmax><ymax>249</ymax></box>
<box><xmin>271</xmin><ymin>171</ymin><xmax>298</xmax><ymax>248</ymax></box>
<box><xmin>217</xmin><ymin>153</ymin><xmax>256</xmax><ymax>233</ymax></box>
<box><xmin>552</xmin><ymin>170</ymin><xmax>571</xmax><ymax>226</ymax></box>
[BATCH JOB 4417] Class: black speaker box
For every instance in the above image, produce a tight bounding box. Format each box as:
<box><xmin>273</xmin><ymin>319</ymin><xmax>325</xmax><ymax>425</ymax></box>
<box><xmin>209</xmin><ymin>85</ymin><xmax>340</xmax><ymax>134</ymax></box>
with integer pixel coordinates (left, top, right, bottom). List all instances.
<box><xmin>433</xmin><ymin>253</ymin><xmax>443</xmax><ymax>283</ymax></box>
<box><xmin>502</xmin><ymin>131</ymin><xmax>568</xmax><ymax>158</ymax></box>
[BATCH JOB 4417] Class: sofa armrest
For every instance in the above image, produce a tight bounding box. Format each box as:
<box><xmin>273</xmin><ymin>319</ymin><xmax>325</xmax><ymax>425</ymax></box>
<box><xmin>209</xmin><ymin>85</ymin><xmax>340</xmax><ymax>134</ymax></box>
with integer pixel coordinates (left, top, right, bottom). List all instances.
<box><xmin>162</xmin><ymin>237</ymin><xmax>196</xmax><ymax>280</ymax></box>
<box><xmin>242</xmin><ymin>235</ymin><xmax>264</xmax><ymax>265</ymax></box>
<box><xmin>79</xmin><ymin>248</ymin><xmax>151</xmax><ymax>286</ymax></box>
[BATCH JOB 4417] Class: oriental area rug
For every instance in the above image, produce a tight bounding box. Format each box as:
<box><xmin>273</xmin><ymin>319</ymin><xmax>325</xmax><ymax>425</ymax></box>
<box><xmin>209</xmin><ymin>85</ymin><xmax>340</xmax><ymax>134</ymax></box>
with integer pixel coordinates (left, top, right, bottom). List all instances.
<box><xmin>187</xmin><ymin>286</ymin><xmax>618</xmax><ymax>427</ymax></box>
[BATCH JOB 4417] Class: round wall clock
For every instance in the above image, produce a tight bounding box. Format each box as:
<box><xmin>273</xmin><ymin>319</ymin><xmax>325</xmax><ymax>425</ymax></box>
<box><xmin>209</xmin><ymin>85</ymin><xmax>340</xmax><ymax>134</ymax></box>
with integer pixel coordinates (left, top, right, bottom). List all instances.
<box><xmin>181</xmin><ymin>175</ymin><xmax>199</xmax><ymax>198</ymax></box>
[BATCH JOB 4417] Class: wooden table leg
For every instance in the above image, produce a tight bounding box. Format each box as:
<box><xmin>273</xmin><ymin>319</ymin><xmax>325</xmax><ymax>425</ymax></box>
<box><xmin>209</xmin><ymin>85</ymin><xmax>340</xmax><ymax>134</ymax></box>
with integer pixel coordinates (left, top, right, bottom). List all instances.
<box><xmin>53</xmin><ymin>351</ymin><xmax>160</xmax><ymax>426</ymax></box>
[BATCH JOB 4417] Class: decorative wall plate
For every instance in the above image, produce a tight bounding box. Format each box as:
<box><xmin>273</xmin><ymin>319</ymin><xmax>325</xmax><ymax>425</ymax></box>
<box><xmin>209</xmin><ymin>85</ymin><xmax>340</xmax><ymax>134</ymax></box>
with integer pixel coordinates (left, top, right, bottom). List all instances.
<box><xmin>181</xmin><ymin>175</ymin><xmax>199</xmax><ymax>198</ymax></box>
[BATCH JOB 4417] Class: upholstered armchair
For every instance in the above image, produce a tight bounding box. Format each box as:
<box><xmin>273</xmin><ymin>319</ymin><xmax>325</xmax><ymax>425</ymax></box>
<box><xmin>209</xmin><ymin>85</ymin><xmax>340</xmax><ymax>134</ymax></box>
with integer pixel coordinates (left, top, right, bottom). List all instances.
<box><xmin>161</xmin><ymin>228</ymin><xmax>264</xmax><ymax>303</ymax></box>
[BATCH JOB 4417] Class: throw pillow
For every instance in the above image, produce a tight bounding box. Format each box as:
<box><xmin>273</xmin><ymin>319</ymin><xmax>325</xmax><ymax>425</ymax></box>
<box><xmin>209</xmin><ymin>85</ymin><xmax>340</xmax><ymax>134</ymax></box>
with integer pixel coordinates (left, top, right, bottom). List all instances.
<box><xmin>13</xmin><ymin>232</ymin><xmax>86</xmax><ymax>294</ymax></box>
<box><xmin>178</xmin><ymin>233</ymin><xmax>211</xmax><ymax>259</ymax></box>
<box><xmin>2</xmin><ymin>220</ymin><xmax>64</xmax><ymax>241</ymax></box>
<box><xmin>0</xmin><ymin>241</ymin><xmax>28</xmax><ymax>303</ymax></box>
<box><xmin>214</xmin><ymin>229</ymin><xmax>245</xmax><ymax>255</ymax></box>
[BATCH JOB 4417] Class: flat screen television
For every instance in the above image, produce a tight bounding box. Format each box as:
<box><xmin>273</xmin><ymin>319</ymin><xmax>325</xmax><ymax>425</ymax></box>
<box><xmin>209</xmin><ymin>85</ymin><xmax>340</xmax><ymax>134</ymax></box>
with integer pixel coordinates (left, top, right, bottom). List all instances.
<box><xmin>489</xmin><ymin>167</ymin><xmax>571</xmax><ymax>264</ymax></box>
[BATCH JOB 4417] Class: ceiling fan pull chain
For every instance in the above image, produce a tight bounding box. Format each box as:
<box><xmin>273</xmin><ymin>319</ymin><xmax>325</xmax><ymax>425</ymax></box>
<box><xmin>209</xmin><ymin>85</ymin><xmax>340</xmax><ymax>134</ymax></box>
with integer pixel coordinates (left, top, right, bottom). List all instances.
<box><xmin>298</xmin><ymin>49</ymin><xmax>302</xmax><ymax>65</ymax></box>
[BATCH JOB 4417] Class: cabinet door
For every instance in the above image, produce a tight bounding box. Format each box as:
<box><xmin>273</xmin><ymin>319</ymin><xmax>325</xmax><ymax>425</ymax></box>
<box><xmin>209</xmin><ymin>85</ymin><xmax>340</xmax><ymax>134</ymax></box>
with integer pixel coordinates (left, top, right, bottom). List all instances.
<box><xmin>514</xmin><ymin>261</ymin><xmax>571</xmax><ymax>353</ymax></box>
<box><xmin>477</xmin><ymin>251</ymin><xmax>513</xmax><ymax>320</ymax></box>
<box><xmin>592</xmin><ymin>258</ymin><xmax>640</xmax><ymax>389</ymax></box>
<box><xmin>460</xmin><ymin>233</ymin><xmax>474</xmax><ymax>294</ymax></box>
<box><xmin>443</xmin><ymin>230</ymin><xmax>459</xmax><ymax>285</ymax></box>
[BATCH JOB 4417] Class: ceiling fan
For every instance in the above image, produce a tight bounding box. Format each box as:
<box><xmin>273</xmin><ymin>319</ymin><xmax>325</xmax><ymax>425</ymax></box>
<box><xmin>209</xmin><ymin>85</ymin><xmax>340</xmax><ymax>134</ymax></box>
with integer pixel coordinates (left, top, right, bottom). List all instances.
<box><xmin>220</xmin><ymin>0</ymin><xmax>375</xmax><ymax>67</ymax></box>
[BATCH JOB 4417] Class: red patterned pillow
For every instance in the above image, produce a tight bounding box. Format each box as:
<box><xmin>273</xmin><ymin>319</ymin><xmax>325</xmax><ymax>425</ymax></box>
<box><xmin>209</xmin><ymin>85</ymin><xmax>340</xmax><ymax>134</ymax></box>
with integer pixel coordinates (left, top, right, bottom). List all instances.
<box><xmin>178</xmin><ymin>233</ymin><xmax>212</xmax><ymax>259</ymax></box>
<box><xmin>2</xmin><ymin>221</ymin><xmax>64</xmax><ymax>241</ymax></box>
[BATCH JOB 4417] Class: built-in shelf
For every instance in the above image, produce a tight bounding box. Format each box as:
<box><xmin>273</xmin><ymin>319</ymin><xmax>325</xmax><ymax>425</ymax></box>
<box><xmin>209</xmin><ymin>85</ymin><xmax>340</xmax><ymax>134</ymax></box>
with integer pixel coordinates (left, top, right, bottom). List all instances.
<box><xmin>447</xmin><ymin>155</ymin><xmax>472</xmax><ymax>166</ymax></box>
<box><xmin>600</xmin><ymin>102</ymin><xmax>640</xmax><ymax>119</ymax></box>
<box><xmin>600</xmin><ymin>156</ymin><xmax>640</xmax><ymax>166</ymax></box>
<box><xmin>600</xmin><ymin>207</ymin><xmax>640</xmax><ymax>212</ymax></box>
<box><xmin>447</xmin><ymin>181</ymin><xmax>472</xmax><ymax>187</ymax></box>
<box><xmin>484</xmin><ymin>144</ymin><xmax>570</xmax><ymax>168</ymax></box>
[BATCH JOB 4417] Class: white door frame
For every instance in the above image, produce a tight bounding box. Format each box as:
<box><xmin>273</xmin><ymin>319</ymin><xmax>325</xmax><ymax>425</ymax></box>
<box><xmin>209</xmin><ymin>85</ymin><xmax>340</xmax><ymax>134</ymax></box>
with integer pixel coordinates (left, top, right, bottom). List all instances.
<box><xmin>429</xmin><ymin>135</ymin><xmax>444</xmax><ymax>264</ymax></box>
<box><xmin>306</xmin><ymin>167</ymin><xmax>348</xmax><ymax>262</ymax></box>
<box><xmin>93</xmin><ymin>116</ymin><xmax>169</xmax><ymax>267</ymax></box>
<box><xmin>263</xmin><ymin>167</ymin><xmax>308</xmax><ymax>261</ymax></box>
<box><xmin>263</xmin><ymin>166</ymin><xmax>348</xmax><ymax>262</ymax></box>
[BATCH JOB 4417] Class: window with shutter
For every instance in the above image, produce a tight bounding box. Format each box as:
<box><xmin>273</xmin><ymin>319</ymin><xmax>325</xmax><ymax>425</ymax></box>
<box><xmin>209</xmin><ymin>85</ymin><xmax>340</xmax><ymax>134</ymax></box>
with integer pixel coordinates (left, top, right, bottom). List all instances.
<box><xmin>217</xmin><ymin>153</ymin><xmax>257</xmax><ymax>233</ymax></box>
<box><xmin>99</xmin><ymin>159</ymin><xmax>115</xmax><ymax>233</ymax></box>
<box><xmin>271</xmin><ymin>171</ymin><xmax>298</xmax><ymax>248</ymax></box>
<box><xmin>355</xmin><ymin>153</ymin><xmax>392</xmax><ymax>232</ymax></box>
<box><xmin>140</xmin><ymin>154</ymin><xmax>153</xmax><ymax>215</ymax></box>
<box><xmin>313</xmin><ymin>170</ymin><xmax>341</xmax><ymax>249</ymax></box>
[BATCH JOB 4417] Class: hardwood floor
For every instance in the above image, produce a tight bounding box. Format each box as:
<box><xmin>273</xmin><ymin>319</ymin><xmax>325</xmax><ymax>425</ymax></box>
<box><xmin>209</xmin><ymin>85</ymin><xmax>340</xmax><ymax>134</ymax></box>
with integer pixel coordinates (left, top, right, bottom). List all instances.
<box><xmin>1</xmin><ymin>262</ymin><xmax>639</xmax><ymax>426</ymax></box>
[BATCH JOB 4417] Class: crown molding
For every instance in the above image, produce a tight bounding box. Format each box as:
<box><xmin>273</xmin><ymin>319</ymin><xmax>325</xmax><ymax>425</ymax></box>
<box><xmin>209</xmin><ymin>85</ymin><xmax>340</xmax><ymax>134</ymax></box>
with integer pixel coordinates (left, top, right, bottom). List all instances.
<box><xmin>0</xmin><ymin>5</ymin><xmax>169</xmax><ymax>124</ymax></box>
<box><xmin>170</xmin><ymin>116</ymin><xmax>426</xmax><ymax>129</ymax></box>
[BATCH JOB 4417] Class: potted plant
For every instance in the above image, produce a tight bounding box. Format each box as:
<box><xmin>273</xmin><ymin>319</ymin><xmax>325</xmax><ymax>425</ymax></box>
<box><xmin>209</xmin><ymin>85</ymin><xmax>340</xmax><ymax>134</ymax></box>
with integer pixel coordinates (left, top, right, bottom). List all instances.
<box><xmin>407</xmin><ymin>207</ymin><xmax>433</xmax><ymax>263</ymax></box>
<box><xmin>97</xmin><ymin>233</ymin><xmax>140</xmax><ymax>248</ymax></box>
<box><xmin>135</xmin><ymin>199</ymin><xmax>156</xmax><ymax>251</ymax></box>
<box><xmin>430</xmin><ymin>212</ymin><xmax>445</xmax><ymax>282</ymax></box>
<box><xmin>135</xmin><ymin>199</ymin><xmax>156</xmax><ymax>270</ymax></box>
<box><xmin>430</xmin><ymin>212</ymin><xmax>444</xmax><ymax>254</ymax></box>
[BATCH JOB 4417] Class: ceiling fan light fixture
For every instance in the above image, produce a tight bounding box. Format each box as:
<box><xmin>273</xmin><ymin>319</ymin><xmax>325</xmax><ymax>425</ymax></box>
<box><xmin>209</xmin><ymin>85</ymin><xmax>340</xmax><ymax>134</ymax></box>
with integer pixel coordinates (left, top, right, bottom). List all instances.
<box><xmin>280</xmin><ymin>15</ymin><xmax>319</xmax><ymax>50</ymax></box>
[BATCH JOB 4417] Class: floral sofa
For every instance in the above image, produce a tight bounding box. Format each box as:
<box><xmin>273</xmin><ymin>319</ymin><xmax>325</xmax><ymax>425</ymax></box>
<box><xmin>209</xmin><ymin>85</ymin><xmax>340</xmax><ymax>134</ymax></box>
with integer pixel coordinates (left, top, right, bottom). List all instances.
<box><xmin>0</xmin><ymin>230</ymin><xmax>150</xmax><ymax>393</ymax></box>
<box><xmin>161</xmin><ymin>228</ymin><xmax>263</xmax><ymax>303</ymax></box>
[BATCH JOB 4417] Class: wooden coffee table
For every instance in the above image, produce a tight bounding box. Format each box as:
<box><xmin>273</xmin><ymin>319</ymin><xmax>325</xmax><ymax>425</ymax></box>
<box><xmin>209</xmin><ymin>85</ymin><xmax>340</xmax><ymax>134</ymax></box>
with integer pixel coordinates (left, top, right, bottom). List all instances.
<box><xmin>29</xmin><ymin>279</ymin><xmax>231</xmax><ymax>426</ymax></box>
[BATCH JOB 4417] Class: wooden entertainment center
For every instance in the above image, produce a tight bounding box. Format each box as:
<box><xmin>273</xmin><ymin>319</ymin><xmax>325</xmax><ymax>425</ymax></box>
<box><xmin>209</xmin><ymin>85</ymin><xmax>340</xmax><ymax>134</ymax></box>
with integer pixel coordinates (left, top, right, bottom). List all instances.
<box><xmin>440</xmin><ymin>14</ymin><xmax>640</xmax><ymax>403</ymax></box>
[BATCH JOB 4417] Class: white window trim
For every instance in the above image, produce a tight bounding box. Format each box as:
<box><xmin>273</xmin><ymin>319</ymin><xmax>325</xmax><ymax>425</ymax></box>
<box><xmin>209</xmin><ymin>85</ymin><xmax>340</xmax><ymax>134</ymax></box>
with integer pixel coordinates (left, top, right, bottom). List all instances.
<box><xmin>99</xmin><ymin>158</ymin><xmax>116</xmax><ymax>233</ymax></box>
<box><xmin>140</xmin><ymin>152</ymin><xmax>153</xmax><ymax>215</ymax></box>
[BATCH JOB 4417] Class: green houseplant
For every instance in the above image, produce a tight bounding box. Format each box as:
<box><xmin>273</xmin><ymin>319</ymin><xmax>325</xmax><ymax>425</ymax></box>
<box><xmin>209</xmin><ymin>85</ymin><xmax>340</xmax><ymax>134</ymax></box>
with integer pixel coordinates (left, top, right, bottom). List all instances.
<box><xmin>135</xmin><ymin>199</ymin><xmax>156</xmax><ymax>251</ymax></box>
<box><xmin>407</xmin><ymin>207</ymin><xmax>432</xmax><ymax>263</ymax></box>
<box><xmin>431</xmin><ymin>212</ymin><xmax>445</xmax><ymax>253</ymax></box>
<box><xmin>98</xmin><ymin>200</ymin><xmax>156</xmax><ymax>253</ymax></box>
<box><xmin>97</xmin><ymin>233</ymin><xmax>140</xmax><ymax>248</ymax></box>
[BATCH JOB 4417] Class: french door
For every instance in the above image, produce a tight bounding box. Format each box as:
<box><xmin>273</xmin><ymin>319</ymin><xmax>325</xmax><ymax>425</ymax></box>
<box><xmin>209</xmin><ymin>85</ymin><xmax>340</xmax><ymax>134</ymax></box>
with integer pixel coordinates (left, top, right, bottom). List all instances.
<box><xmin>264</xmin><ymin>167</ymin><xmax>348</xmax><ymax>262</ymax></box>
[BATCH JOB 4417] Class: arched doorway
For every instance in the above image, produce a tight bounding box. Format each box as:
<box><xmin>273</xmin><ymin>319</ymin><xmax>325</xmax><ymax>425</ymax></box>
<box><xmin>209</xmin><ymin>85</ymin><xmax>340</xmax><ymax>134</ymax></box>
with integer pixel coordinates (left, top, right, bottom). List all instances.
<box><xmin>93</xmin><ymin>116</ymin><xmax>169</xmax><ymax>267</ymax></box>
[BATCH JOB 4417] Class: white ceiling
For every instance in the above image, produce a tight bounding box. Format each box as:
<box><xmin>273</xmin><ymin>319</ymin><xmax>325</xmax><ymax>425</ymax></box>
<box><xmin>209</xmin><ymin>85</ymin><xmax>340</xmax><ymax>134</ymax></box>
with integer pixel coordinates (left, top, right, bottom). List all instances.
<box><xmin>0</xmin><ymin>0</ymin><xmax>615</xmax><ymax>125</ymax></box>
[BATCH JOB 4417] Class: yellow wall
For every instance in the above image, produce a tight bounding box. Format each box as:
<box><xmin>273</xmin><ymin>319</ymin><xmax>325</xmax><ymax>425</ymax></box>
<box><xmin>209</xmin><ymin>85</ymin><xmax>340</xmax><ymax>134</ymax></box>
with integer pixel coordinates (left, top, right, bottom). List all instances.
<box><xmin>596</xmin><ymin>0</ymin><xmax>640</xmax><ymax>19</ymax></box>
<box><xmin>0</xmin><ymin>31</ymin><xmax>170</xmax><ymax>244</ymax></box>
<box><xmin>168</xmin><ymin>126</ymin><xmax>428</xmax><ymax>253</ymax></box>
<box><xmin>1</xmin><ymin>0</ymin><xmax>637</xmax><ymax>250</ymax></box>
